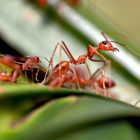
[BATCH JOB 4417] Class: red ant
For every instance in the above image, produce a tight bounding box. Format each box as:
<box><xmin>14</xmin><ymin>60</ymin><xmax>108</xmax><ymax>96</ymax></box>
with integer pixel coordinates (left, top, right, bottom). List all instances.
<box><xmin>16</xmin><ymin>56</ymin><xmax>41</xmax><ymax>82</ymax></box>
<box><xmin>42</xmin><ymin>32</ymin><xmax>121</xmax><ymax>84</ymax></box>
<box><xmin>21</xmin><ymin>56</ymin><xmax>40</xmax><ymax>70</ymax></box>
<box><xmin>0</xmin><ymin>55</ymin><xmax>41</xmax><ymax>82</ymax></box>
<box><xmin>45</xmin><ymin>60</ymin><xmax>115</xmax><ymax>97</ymax></box>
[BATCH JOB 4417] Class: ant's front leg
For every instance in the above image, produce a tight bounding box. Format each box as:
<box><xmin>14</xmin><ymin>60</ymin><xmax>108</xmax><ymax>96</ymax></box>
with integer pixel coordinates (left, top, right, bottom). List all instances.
<box><xmin>89</xmin><ymin>58</ymin><xmax>105</xmax><ymax>63</ymax></box>
<box><xmin>29</xmin><ymin>65</ymin><xmax>41</xmax><ymax>82</ymax></box>
<box><xmin>48</xmin><ymin>75</ymin><xmax>66</xmax><ymax>88</ymax></box>
<box><xmin>11</xmin><ymin>65</ymin><xmax>21</xmax><ymax>83</ymax></box>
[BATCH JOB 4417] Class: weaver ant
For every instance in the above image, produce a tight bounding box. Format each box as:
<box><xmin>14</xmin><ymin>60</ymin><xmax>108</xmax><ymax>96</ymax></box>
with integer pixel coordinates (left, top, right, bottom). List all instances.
<box><xmin>42</xmin><ymin>32</ymin><xmax>121</xmax><ymax>84</ymax></box>
<box><xmin>0</xmin><ymin>55</ymin><xmax>42</xmax><ymax>83</ymax></box>
<box><xmin>16</xmin><ymin>56</ymin><xmax>41</xmax><ymax>82</ymax></box>
<box><xmin>45</xmin><ymin>59</ymin><xmax>115</xmax><ymax>97</ymax></box>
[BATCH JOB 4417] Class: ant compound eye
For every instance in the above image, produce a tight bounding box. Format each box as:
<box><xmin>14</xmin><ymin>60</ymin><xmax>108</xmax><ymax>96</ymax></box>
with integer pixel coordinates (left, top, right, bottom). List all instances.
<box><xmin>101</xmin><ymin>41</ymin><xmax>107</xmax><ymax>45</ymax></box>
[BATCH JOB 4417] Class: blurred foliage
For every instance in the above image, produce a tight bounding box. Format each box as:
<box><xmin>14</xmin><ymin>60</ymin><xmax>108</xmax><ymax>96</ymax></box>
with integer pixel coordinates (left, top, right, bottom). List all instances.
<box><xmin>0</xmin><ymin>84</ymin><xmax>140</xmax><ymax>140</ymax></box>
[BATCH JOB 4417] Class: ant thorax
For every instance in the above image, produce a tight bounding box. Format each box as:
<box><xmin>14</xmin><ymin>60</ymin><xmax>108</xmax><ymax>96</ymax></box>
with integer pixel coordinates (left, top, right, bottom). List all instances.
<box><xmin>77</xmin><ymin>54</ymin><xmax>88</xmax><ymax>64</ymax></box>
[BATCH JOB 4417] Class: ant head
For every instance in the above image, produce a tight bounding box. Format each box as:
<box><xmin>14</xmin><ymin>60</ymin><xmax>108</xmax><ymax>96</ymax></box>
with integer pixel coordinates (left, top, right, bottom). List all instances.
<box><xmin>31</xmin><ymin>56</ymin><xmax>40</xmax><ymax>63</ymax></box>
<box><xmin>97</xmin><ymin>76</ymin><xmax>116</xmax><ymax>89</ymax></box>
<box><xmin>98</xmin><ymin>32</ymin><xmax>119</xmax><ymax>52</ymax></box>
<box><xmin>98</xmin><ymin>40</ymin><xmax>119</xmax><ymax>52</ymax></box>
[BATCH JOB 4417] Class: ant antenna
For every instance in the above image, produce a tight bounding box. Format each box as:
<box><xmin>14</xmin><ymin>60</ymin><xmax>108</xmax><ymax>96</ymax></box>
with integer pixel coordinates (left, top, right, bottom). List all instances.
<box><xmin>101</xmin><ymin>32</ymin><xmax>126</xmax><ymax>47</ymax></box>
<box><xmin>109</xmin><ymin>41</ymin><xmax>126</xmax><ymax>47</ymax></box>
<box><xmin>101</xmin><ymin>32</ymin><xmax>108</xmax><ymax>41</ymax></box>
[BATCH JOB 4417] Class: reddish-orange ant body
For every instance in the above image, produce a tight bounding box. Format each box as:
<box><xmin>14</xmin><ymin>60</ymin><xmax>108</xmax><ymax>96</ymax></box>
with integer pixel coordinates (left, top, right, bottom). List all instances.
<box><xmin>42</xmin><ymin>32</ymin><xmax>121</xmax><ymax>85</ymax></box>
<box><xmin>42</xmin><ymin>32</ymin><xmax>122</xmax><ymax>96</ymax></box>
<box><xmin>45</xmin><ymin>62</ymin><xmax>89</xmax><ymax>88</ymax></box>
<box><xmin>46</xmin><ymin>61</ymin><xmax>115</xmax><ymax>97</ymax></box>
<box><xmin>57</xmin><ymin>32</ymin><xmax>120</xmax><ymax>65</ymax></box>
<box><xmin>21</xmin><ymin>56</ymin><xmax>40</xmax><ymax>71</ymax></box>
<box><xmin>0</xmin><ymin>55</ymin><xmax>41</xmax><ymax>83</ymax></box>
<box><xmin>16</xmin><ymin>56</ymin><xmax>41</xmax><ymax>81</ymax></box>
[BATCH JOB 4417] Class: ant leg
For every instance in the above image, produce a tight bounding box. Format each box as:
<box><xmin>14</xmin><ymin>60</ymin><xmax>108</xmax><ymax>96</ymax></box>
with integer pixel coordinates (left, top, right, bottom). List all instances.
<box><xmin>90</xmin><ymin>64</ymin><xmax>106</xmax><ymax>94</ymax></box>
<box><xmin>101</xmin><ymin>66</ymin><xmax>107</xmax><ymax>96</ymax></box>
<box><xmin>42</xmin><ymin>42</ymin><xmax>76</xmax><ymax>84</ymax></box>
<box><xmin>33</xmin><ymin>66</ymin><xmax>40</xmax><ymax>82</ymax></box>
<box><xmin>89</xmin><ymin>58</ymin><xmax>105</xmax><ymax>63</ymax></box>
<box><xmin>85</xmin><ymin>62</ymin><xmax>92</xmax><ymax>78</ymax></box>
<box><xmin>11</xmin><ymin>65</ymin><xmax>21</xmax><ymax>83</ymax></box>
<box><xmin>90</xmin><ymin>66</ymin><xmax>104</xmax><ymax>81</ymax></box>
<box><xmin>59</xmin><ymin>44</ymin><xmax>62</xmax><ymax>77</ymax></box>
<box><xmin>61</xmin><ymin>41</ymin><xmax>76</xmax><ymax>63</ymax></box>
<box><xmin>49</xmin><ymin>75</ymin><xmax>66</xmax><ymax>88</ymax></box>
<box><xmin>89</xmin><ymin>67</ymin><xmax>102</xmax><ymax>92</ymax></box>
<box><xmin>70</xmin><ymin>65</ymin><xmax>82</xmax><ymax>90</ymax></box>
<box><xmin>30</xmin><ymin>69</ymin><xmax>34</xmax><ymax>83</ymax></box>
<box><xmin>41</xmin><ymin>42</ymin><xmax>69</xmax><ymax>84</ymax></box>
<box><xmin>41</xmin><ymin>57</ymin><xmax>52</xmax><ymax>84</ymax></box>
<box><xmin>93</xmin><ymin>50</ymin><xmax>110</xmax><ymax>63</ymax></box>
<box><xmin>25</xmin><ymin>70</ymin><xmax>28</xmax><ymax>83</ymax></box>
<box><xmin>41</xmin><ymin>43</ymin><xmax>61</xmax><ymax>84</ymax></box>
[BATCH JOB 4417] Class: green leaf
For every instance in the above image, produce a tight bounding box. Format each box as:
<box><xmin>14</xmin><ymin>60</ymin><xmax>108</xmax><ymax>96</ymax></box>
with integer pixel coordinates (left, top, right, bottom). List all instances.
<box><xmin>0</xmin><ymin>84</ymin><xmax>139</xmax><ymax>140</ymax></box>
